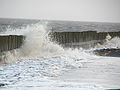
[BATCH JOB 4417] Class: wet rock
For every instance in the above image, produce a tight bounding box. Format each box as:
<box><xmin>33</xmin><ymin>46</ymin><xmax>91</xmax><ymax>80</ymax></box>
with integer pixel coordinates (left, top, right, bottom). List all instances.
<box><xmin>94</xmin><ymin>48</ymin><xmax>120</xmax><ymax>57</ymax></box>
<box><xmin>0</xmin><ymin>83</ymin><xmax>7</xmax><ymax>87</ymax></box>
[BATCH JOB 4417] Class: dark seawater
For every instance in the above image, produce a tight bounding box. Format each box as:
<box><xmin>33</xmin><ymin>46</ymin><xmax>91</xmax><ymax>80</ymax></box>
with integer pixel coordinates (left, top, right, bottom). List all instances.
<box><xmin>48</xmin><ymin>20</ymin><xmax>120</xmax><ymax>32</ymax></box>
<box><xmin>0</xmin><ymin>18</ymin><xmax>120</xmax><ymax>90</ymax></box>
<box><xmin>0</xmin><ymin>18</ymin><xmax>120</xmax><ymax>33</ymax></box>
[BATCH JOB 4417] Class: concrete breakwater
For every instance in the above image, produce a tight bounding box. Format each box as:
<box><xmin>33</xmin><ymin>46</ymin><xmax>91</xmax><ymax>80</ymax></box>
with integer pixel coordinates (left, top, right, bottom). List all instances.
<box><xmin>50</xmin><ymin>31</ymin><xmax>120</xmax><ymax>48</ymax></box>
<box><xmin>0</xmin><ymin>35</ymin><xmax>24</xmax><ymax>52</ymax></box>
<box><xmin>0</xmin><ymin>31</ymin><xmax>120</xmax><ymax>52</ymax></box>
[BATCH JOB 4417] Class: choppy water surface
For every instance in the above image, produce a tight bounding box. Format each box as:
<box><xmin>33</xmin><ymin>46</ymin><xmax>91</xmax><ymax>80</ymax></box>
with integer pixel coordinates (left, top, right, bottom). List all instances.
<box><xmin>0</xmin><ymin>19</ymin><xmax>120</xmax><ymax>90</ymax></box>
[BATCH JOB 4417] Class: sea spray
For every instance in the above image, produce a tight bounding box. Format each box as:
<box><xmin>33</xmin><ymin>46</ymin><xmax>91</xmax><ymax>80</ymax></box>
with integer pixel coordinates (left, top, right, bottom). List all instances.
<box><xmin>1</xmin><ymin>22</ymin><xmax>120</xmax><ymax>89</ymax></box>
<box><xmin>0</xmin><ymin>23</ymin><xmax>62</xmax><ymax>64</ymax></box>
<box><xmin>0</xmin><ymin>23</ymin><xmax>98</xmax><ymax>88</ymax></box>
<box><xmin>1</xmin><ymin>22</ymin><xmax>120</xmax><ymax>65</ymax></box>
<box><xmin>20</xmin><ymin>24</ymin><xmax>64</xmax><ymax>57</ymax></box>
<box><xmin>0</xmin><ymin>22</ymin><xmax>92</xmax><ymax>66</ymax></box>
<box><xmin>95</xmin><ymin>34</ymin><xmax>120</xmax><ymax>49</ymax></box>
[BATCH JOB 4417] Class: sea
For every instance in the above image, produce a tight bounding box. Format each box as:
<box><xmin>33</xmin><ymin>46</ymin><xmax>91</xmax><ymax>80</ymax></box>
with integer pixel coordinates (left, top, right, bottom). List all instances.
<box><xmin>0</xmin><ymin>18</ymin><xmax>120</xmax><ymax>90</ymax></box>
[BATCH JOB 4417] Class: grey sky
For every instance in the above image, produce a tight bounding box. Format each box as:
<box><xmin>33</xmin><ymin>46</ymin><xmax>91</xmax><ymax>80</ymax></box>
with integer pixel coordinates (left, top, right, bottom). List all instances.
<box><xmin>0</xmin><ymin>0</ymin><xmax>120</xmax><ymax>22</ymax></box>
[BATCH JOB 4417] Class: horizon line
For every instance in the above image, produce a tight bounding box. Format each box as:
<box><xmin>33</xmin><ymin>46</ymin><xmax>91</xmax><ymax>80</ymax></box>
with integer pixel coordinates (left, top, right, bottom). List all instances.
<box><xmin>0</xmin><ymin>17</ymin><xmax>120</xmax><ymax>24</ymax></box>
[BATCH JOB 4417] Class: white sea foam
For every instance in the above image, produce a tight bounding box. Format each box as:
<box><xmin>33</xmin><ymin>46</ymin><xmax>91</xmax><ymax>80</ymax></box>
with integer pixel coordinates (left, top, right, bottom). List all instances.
<box><xmin>0</xmin><ymin>22</ymin><xmax>97</xmax><ymax>77</ymax></box>
<box><xmin>0</xmin><ymin>22</ymin><xmax>96</xmax><ymax>64</ymax></box>
<box><xmin>95</xmin><ymin>34</ymin><xmax>120</xmax><ymax>49</ymax></box>
<box><xmin>0</xmin><ymin>22</ymin><xmax>120</xmax><ymax>89</ymax></box>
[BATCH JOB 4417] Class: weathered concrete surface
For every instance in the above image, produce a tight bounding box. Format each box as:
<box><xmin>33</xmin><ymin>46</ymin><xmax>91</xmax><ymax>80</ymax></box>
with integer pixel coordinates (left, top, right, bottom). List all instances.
<box><xmin>0</xmin><ymin>31</ymin><xmax>120</xmax><ymax>52</ymax></box>
<box><xmin>50</xmin><ymin>31</ymin><xmax>120</xmax><ymax>48</ymax></box>
<box><xmin>0</xmin><ymin>35</ymin><xmax>24</xmax><ymax>52</ymax></box>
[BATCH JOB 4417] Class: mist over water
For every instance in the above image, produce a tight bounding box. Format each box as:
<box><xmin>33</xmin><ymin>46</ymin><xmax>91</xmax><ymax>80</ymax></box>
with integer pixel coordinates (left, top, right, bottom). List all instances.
<box><xmin>0</xmin><ymin>20</ymin><xmax>120</xmax><ymax>89</ymax></box>
<box><xmin>0</xmin><ymin>22</ymin><xmax>96</xmax><ymax>65</ymax></box>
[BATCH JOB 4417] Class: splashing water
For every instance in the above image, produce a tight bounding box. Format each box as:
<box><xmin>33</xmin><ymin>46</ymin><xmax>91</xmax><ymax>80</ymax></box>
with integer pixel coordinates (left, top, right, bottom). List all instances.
<box><xmin>20</xmin><ymin>24</ymin><xmax>64</xmax><ymax>57</ymax></box>
<box><xmin>0</xmin><ymin>22</ymin><xmax>97</xmax><ymax>64</ymax></box>
<box><xmin>95</xmin><ymin>34</ymin><xmax>120</xmax><ymax>49</ymax></box>
<box><xmin>0</xmin><ymin>22</ymin><xmax>120</xmax><ymax>89</ymax></box>
<box><xmin>0</xmin><ymin>22</ymin><xmax>96</xmax><ymax>79</ymax></box>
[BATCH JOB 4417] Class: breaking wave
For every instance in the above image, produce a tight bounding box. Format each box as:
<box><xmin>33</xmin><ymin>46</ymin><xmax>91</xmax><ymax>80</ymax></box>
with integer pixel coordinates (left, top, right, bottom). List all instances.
<box><xmin>95</xmin><ymin>34</ymin><xmax>120</xmax><ymax>49</ymax></box>
<box><xmin>0</xmin><ymin>22</ymin><xmax>120</xmax><ymax>89</ymax></box>
<box><xmin>0</xmin><ymin>22</ymin><xmax>95</xmax><ymax>66</ymax></box>
<box><xmin>1</xmin><ymin>22</ymin><xmax>120</xmax><ymax>65</ymax></box>
<box><xmin>0</xmin><ymin>22</ymin><xmax>100</xmax><ymax>88</ymax></box>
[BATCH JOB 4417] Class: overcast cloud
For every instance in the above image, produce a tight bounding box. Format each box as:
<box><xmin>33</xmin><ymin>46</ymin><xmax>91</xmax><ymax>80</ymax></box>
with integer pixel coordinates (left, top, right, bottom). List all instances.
<box><xmin>0</xmin><ymin>0</ymin><xmax>120</xmax><ymax>22</ymax></box>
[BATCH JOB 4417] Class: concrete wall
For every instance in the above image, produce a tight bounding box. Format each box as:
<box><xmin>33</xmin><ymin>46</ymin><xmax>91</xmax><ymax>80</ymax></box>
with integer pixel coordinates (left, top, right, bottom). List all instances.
<box><xmin>0</xmin><ymin>31</ymin><xmax>120</xmax><ymax>52</ymax></box>
<box><xmin>50</xmin><ymin>31</ymin><xmax>120</xmax><ymax>48</ymax></box>
<box><xmin>0</xmin><ymin>35</ymin><xmax>24</xmax><ymax>52</ymax></box>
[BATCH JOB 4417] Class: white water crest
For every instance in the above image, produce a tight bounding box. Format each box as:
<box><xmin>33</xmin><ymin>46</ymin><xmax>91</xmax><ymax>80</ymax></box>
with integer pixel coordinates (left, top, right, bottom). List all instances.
<box><xmin>0</xmin><ymin>22</ymin><xmax>97</xmax><ymax>64</ymax></box>
<box><xmin>0</xmin><ymin>22</ymin><xmax>120</xmax><ymax>89</ymax></box>
<box><xmin>95</xmin><ymin>34</ymin><xmax>120</xmax><ymax>49</ymax></box>
<box><xmin>0</xmin><ymin>22</ymin><xmax>94</xmax><ymax>72</ymax></box>
<box><xmin>20</xmin><ymin>24</ymin><xmax>64</xmax><ymax>57</ymax></box>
